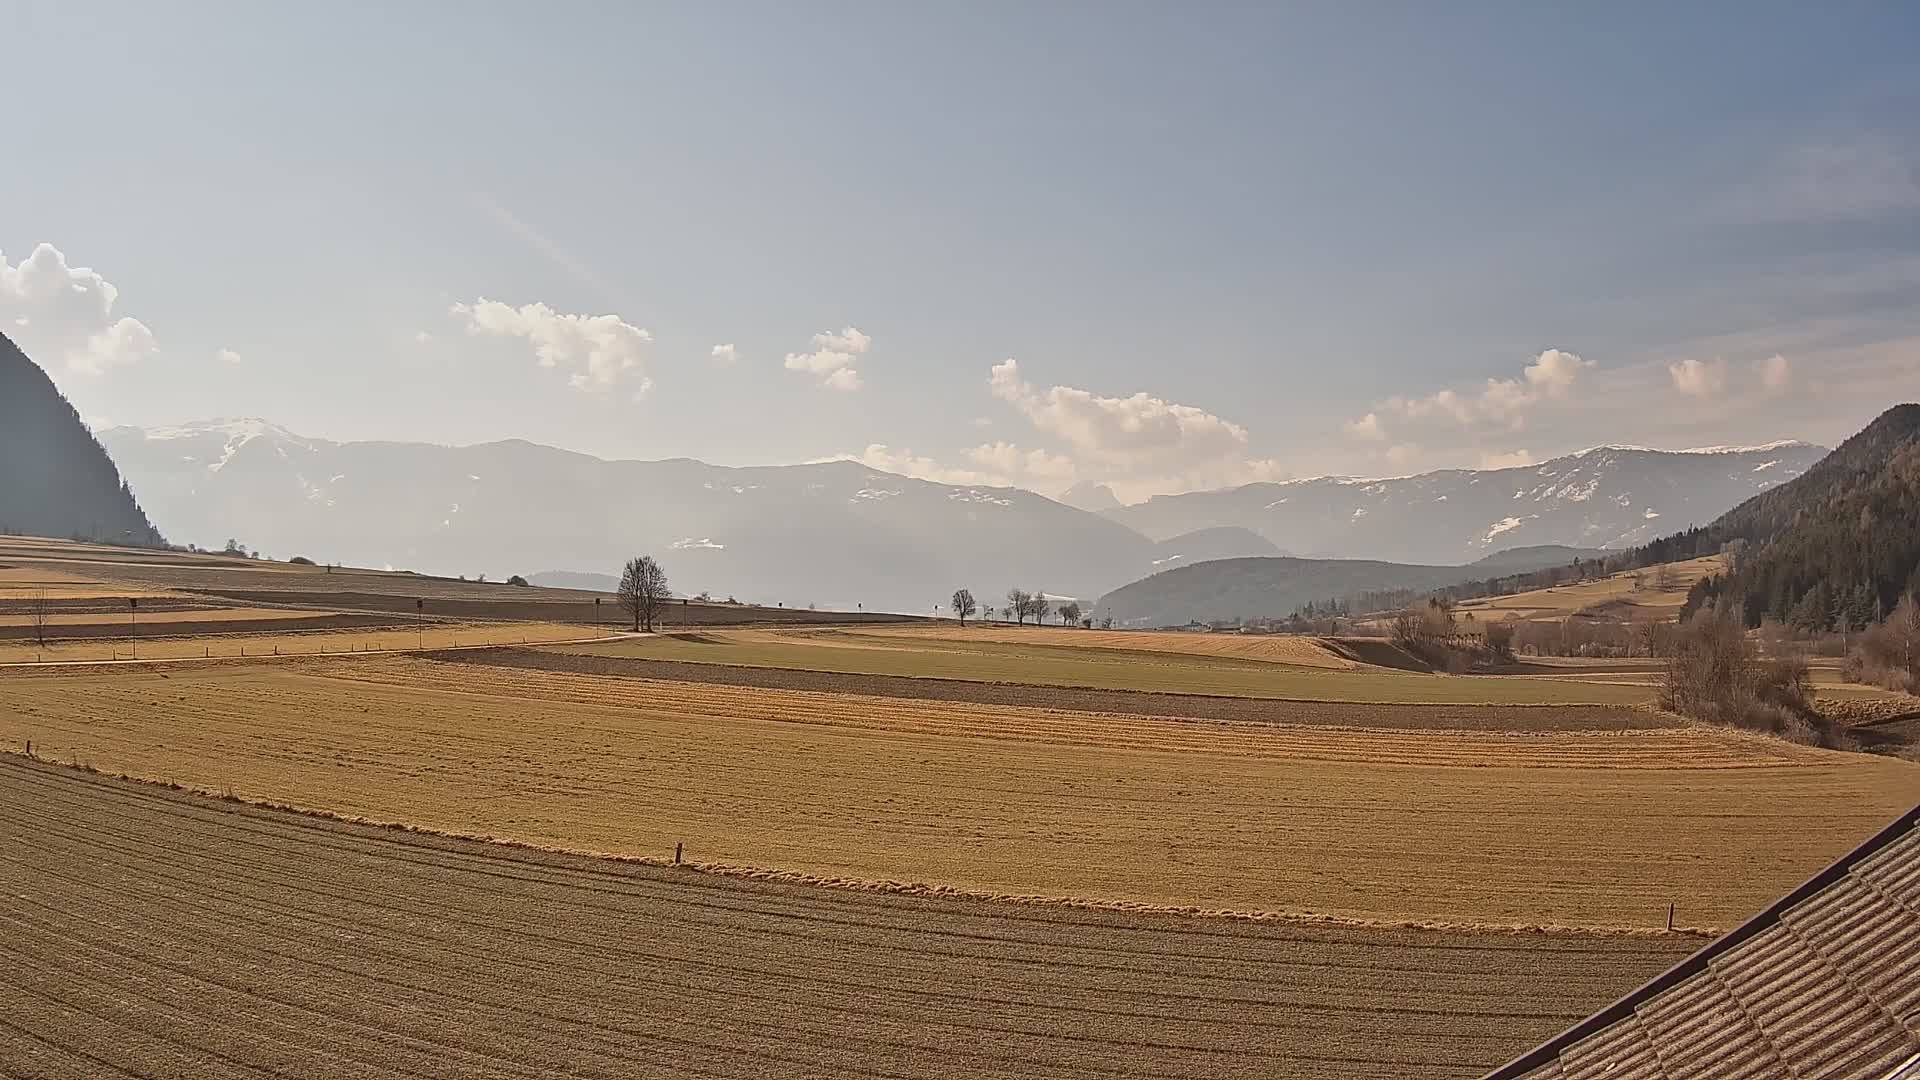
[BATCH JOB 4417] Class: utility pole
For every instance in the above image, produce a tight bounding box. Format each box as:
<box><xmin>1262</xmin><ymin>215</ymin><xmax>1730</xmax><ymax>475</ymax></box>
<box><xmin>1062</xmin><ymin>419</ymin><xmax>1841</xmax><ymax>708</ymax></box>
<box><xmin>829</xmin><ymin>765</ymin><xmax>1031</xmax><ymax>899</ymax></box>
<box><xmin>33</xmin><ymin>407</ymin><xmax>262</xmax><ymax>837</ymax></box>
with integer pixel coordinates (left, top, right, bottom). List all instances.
<box><xmin>416</xmin><ymin>597</ymin><xmax>425</xmax><ymax>649</ymax></box>
<box><xmin>129</xmin><ymin>596</ymin><xmax>139</xmax><ymax>659</ymax></box>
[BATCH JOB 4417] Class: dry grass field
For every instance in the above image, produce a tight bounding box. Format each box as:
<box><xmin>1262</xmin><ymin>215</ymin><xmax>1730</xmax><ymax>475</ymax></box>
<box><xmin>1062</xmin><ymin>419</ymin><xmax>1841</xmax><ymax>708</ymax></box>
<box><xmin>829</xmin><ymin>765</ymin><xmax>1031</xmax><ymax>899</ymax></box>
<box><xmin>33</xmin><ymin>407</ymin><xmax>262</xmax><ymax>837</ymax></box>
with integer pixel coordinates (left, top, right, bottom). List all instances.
<box><xmin>546</xmin><ymin>628</ymin><xmax>1658</xmax><ymax>705</ymax></box>
<box><xmin>873</xmin><ymin>624</ymin><xmax>1359</xmax><ymax>667</ymax></box>
<box><xmin>0</xmin><ymin>756</ymin><xmax>1700</xmax><ymax>1079</ymax></box>
<box><xmin>1454</xmin><ymin>554</ymin><xmax>1725</xmax><ymax>624</ymax></box>
<box><xmin>0</xmin><ymin>620</ymin><xmax>602</xmax><ymax>664</ymax></box>
<box><xmin>4</xmin><ymin>655</ymin><xmax>1914</xmax><ymax>931</ymax></box>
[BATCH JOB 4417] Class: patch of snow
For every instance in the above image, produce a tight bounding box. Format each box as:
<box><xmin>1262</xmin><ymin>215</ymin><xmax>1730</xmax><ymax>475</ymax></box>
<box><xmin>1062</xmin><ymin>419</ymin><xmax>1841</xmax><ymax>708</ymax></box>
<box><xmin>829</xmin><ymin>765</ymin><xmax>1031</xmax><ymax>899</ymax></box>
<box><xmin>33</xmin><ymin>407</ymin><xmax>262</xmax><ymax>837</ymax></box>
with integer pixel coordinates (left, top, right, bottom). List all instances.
<box><xmin>1351</xmin><ymin>507</ymin><xmax>1368</xmax><ymax>519</ymax></box>
<box><xmin>670</xmin><ymin>537</ymin><xmax>726</xmax><ymax>551</ymax></box>
<box><xmin>948</xmin><ymin>490</ymin><xmax>1012</xmax><ymax>506</ymax></box>
<box><xmin>1752</xmin><ymin>460</ymin><xmax>1779</xmax><ymax>472</ymax></box>
<box><xmin>852</xmin><ymin>487</ymin><xmax>903</xmax><ymax>501</ymax></box>
<box><xmin>1482</xmin><ymin>516</ymin><xmax>1531</xmax><ymax>544</ymax></box>
<box><xmin>1680</xmin><ymin>439</ymin><xmax>1813</xmax><ymax>454</ymax></box>
<box><xmin>1265</xmin><ymin>498</ymin><xmax>1290</xmax><ymax>508</ymax></box>
<box><xmin>1644</xmin><ymin>509</ymin><xmax>1661</xmax><ymax>519</ymax></box>
<box><xmin>468</xmin><ymin>474</ymin><xmax>482</xmax><ymax>481</ymax></box>
<box><xmin>1151</xmin><ymin>554</ymin><xmax>1185</xmax><ymax>567</ymax></box>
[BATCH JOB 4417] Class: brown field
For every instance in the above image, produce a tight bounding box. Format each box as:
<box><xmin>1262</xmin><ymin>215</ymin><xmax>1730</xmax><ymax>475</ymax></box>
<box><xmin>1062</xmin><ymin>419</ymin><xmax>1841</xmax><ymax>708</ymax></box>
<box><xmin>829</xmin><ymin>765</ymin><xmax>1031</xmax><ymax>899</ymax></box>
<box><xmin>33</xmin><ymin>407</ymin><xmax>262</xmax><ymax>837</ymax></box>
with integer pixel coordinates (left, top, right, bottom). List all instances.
<box><xmin>867</xmin><ymin>624</ymin><xmax>1358</xmax><ymax>667</ymax></box>
<box><xmin>1453</xmin><ymin>554</ymin><xmax>1725</xmax><ymax>624</ymax></box>
<box><xmin>0</xmin><ymin>757</ymin><xmax>1698</xmax><ymax>1079</ymax></box>
<box><xmin>0</xmin><ymin>621</ymin><xmax>602</xmax><ymax>664</ymax></box>
<box><xmin>4</xmin><ymin>655</ymin><xmax>1914</xmax><ymax>930</ymax></box>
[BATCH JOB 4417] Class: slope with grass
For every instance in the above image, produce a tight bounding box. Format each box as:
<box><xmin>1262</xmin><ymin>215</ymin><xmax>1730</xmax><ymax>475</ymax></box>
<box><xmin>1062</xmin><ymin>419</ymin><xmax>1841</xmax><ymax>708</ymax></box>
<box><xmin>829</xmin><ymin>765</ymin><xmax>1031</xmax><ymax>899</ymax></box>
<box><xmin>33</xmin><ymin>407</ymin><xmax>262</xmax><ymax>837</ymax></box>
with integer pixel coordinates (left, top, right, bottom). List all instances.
<box><xmin>1453</xmin><ymin>554</ymin><xmax>1725</xmax><ymax>624</ymax></box>
<box><xmin>0</xmin><ymin>756</ymin><xmax>1701</xmax><ymax>1080</ymax></box>
<box><xmin>5</xmin><ymin>656</ymin><xmax>1914</xmax><ymax>930</ymax></box>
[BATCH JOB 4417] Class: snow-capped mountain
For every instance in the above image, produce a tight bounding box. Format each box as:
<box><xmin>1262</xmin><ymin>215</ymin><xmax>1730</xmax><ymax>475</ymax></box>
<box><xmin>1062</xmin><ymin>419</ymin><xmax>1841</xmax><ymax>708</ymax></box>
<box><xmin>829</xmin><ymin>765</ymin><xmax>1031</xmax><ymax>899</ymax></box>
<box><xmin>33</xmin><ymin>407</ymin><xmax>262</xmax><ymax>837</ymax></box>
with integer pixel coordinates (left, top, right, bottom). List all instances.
<box><xmin>1102</xmin><ymin>442</ymin><xmax>1829</xmax><ymax>564</ymax></box>
<box><xmin>97</xmin><ymin>419</ymin><xmax>1161</xmax><ymax>612</ymax></box>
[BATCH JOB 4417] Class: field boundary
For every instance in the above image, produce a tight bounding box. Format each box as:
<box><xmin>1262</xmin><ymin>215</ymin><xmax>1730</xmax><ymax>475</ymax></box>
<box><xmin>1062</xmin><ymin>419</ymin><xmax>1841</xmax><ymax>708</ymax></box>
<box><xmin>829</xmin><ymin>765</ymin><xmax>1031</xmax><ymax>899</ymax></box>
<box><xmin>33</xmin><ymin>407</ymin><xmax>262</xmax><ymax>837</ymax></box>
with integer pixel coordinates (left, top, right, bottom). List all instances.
<box><xmin>0</xmin><ymin>750</ymin><xmax>1722</xmax><ymax>940</ymax></box>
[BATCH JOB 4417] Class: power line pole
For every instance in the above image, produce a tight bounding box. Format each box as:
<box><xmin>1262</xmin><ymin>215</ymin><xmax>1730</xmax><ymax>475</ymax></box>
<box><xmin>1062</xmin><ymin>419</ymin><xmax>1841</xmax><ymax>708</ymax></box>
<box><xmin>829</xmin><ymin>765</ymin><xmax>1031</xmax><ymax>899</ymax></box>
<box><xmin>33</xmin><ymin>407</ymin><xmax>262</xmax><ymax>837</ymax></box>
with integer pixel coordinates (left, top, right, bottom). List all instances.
<box><xmin>129</xmin><ymin>597</ymin><xmax>139</xmax><ymax>659</ymax></box>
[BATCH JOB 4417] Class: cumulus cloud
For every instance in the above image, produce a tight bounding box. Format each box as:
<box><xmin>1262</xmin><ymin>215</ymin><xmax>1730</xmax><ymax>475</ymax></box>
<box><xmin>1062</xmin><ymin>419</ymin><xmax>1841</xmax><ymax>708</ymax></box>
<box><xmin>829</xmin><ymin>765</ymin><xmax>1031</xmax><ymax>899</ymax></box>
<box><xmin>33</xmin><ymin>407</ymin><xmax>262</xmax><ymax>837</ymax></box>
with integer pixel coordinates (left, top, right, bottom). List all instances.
<box><xmin>0</xmin><ymin>243</ymin><xmax>158</xmax><ymax>375</ymax></box>
<box><xmin>1375</xmin><ymin>349</ymin><xmax>1594</xmax><ymax>434</ymax></box>
<box><xmin>785</xmin><ymin>326</ymin><xmax>871</xmax><ymax>391</ymax></box>
<box><xmin>1668</xmin><ymin>357</ymin><xmax>1730</xmax><ymax>398</ymax></box>
<box><xmin>1384</xmin><ymin>444</ymin><xmax>1420</xmax><ymax>469</ymax></box>
<box><xmin>450</xmin><ymin>298</ymin><xmax>653</xmax><ymax>394</ymax></box>
<box><xmin>1758</xmin><ymin>353</ymin><xmax>1792</xmax><ymax>394</ymax></box>
<box><xmin>710</xmin><ymin>343</ymin><xmax>739</xmax><ymax>367</ymax></box>
<box><xmin>216</xmin><ymin>348</ymin><xmax>243</xmax><ymax>365</ymax></box>
<box><xmin>842</xmin><ymin>444</ymin><xmax>1004</xmax><ymax>488</ymax></box>
<box><xmin>988</xmin><ymin>358</ymin><xmax>1251</xmax><ymax>470</ymax></box>
<box><xmin>1479</xmin><ymin>449</ymin><xmax>1536</xmax><ymax>469</ymax></box>
<box><xmin>413</xmin><ymin>330</ymin><xmax>433</xmax><ymax>344</ymax></box>
<box><xmin>963</xmin><ymin>441</ymin><xmax>1080</xmax><ymax>489</ymax></box>
<box><xmin>1344</xmin><ymin>412</ymin><xmax>1387</xmax><ymax>441</ymax></box>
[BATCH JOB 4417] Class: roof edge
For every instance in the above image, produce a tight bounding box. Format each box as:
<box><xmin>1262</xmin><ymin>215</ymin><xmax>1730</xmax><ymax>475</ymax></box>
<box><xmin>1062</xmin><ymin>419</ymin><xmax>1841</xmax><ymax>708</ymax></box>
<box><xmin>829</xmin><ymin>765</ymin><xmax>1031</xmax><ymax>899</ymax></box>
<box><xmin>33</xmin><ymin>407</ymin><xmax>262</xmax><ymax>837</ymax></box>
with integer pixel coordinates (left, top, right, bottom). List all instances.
<box><xmin>1482</xmin><ymin>802</ymin><xmax>1920</xmax><ymax>1079</ymax></box>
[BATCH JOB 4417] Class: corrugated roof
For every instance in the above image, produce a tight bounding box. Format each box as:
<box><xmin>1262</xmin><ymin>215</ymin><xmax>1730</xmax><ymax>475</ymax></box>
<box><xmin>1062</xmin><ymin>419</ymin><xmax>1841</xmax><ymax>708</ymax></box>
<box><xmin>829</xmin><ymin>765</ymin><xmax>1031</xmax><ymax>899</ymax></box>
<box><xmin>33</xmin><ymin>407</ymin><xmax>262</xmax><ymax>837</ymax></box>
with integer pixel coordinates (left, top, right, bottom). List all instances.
<box><xmin>1488</xmin><ymin>805</ymin><xmax>1920</xmax><ymax>1080</ymax></box>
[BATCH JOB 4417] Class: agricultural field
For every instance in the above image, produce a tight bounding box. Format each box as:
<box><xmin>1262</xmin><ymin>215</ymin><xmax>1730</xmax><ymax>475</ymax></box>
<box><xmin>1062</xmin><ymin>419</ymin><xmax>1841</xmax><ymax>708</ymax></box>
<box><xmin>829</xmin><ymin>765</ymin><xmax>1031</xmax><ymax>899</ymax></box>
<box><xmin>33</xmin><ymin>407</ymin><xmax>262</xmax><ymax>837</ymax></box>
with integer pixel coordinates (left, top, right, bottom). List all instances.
<box><xmin>0</xmin><ymin>756</ymin><xmax>1700</xmax><ymax>1079</ymax></box>
<box><xmin>546</xmin><ymin>627</ymin><xmax>1658</xmax><ymax>705</ymax></box>
<box><xmin>0</xmin><ymin>620</ymin><xmax>601</xmax><ymax>664</ymax></box>
<box><xmin>4</xmin><ymin>655</ymin><xmax>1914</xmax><ymax>930</ymax></box>
<box><xmin>876</xmin><ymin>624</ymin><xmax>1361</xmax><ymax>667</ymax></box>
<box><xmin>1453</xmin><ymin>554</ymin><xmax>1725</xmax><ymax>624</ymax></box>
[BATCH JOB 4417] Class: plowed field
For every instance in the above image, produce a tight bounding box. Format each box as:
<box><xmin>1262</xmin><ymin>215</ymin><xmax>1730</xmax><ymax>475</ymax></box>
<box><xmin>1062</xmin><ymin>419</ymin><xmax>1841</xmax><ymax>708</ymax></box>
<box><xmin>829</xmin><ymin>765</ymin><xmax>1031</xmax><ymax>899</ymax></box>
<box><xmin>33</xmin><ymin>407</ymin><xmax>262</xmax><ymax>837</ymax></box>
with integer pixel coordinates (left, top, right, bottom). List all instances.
<box><xmin>851</xmin><ymin>625</ymin><xmax>1358</xmax><ymax>667</ymax></box>
<box><xmin>4</xmin><ymin>656</ymin><xmax>1913</xmax><ymax>930</ymax></box>
<box><xmin>0</xmin><ymin>757</ymin><xmax>1698</xmax><ymax>1079</ymax></box>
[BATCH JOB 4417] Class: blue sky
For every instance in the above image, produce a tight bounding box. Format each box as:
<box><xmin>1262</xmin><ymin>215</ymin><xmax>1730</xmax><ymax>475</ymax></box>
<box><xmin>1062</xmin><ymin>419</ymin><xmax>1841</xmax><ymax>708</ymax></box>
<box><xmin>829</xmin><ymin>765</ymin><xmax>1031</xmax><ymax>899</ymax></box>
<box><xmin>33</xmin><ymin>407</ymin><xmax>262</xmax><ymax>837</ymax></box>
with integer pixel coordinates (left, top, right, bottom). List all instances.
<box><xmin>7</xmin><ymin>2</ymin><xmax>1918</xmax><ymax>500</ymax></box>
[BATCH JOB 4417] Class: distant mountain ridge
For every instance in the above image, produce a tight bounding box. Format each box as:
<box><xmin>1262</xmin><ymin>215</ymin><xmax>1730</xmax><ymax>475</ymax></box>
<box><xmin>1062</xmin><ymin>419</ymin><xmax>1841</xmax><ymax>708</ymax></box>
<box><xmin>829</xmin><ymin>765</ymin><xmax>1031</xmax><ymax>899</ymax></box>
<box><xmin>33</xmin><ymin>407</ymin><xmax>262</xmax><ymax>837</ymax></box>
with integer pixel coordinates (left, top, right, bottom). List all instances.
<box><xmin>101</xmin><ymin>417</ymin><xmax>1829</xmax><ymax>615</ymax></box>
<box><xmin>0</xmin><ymin>332</ymin><xmax>162</xmax><ymax>546</ymax></box>
<box><xmin>1094</xmin><ymin>545</ymin><xmax>1606</xmax><ymax>628</ymax></box>
<box><xmin>1102</xmin><ymin>442</ymin><xmax>1828</xmax><ymax>564</ymax></box>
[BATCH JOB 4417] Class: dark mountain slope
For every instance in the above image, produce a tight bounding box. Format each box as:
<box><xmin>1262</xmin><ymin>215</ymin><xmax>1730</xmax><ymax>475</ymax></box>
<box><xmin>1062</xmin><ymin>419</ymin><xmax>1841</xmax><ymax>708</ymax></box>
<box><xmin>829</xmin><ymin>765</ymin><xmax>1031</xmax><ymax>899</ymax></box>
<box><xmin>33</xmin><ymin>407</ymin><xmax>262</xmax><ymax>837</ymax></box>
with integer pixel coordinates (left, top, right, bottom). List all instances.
<box><xmin>0</xmin><ymin>332</ymin><xmax>162</xmax><ymax>545</ymax></box>
<box><xmin>1677</xmin><ymin>405</ymin><xmax>1920</xmax><ymax>627</ymax></box>
<box><xmin>1094</xmin><ymin>545</ymin><xmax>1592</xmax><ymax>627</ymax></box>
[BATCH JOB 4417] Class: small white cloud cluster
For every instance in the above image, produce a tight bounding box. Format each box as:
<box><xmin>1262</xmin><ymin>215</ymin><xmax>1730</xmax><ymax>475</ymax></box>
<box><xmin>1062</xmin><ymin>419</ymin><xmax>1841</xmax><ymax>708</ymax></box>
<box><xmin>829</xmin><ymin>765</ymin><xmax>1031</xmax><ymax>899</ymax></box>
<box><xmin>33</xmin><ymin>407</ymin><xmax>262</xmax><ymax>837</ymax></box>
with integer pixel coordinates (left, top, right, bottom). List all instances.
<box><xmin>1668</xmin><ymin>353</ymin><xmax>1793</xmax><ymax>398</ymax></box>
<box><xmin>1382</xmin><ymin>349</ymin><xmax>1593</xmax><ymax>433</ymax></box>
<box><xmin>451</xmin><ymin>298</ymin><xmax>654</xmax><ymax>399</ymax></box>
<box><xmin>710</xmin><ymin>343</ymin><xmax>739</xmax><ymax>367</ymax></box>
<box><xmin>988</xmin><ymin>358</ymin><xmax>1252</xmax><ymax>472</ymax></box>
<box><xmin>785</xmin><ymin>326</ymin><xmax>872</xmax><ymax>391</ymax></box>
<box><xmin>0</xmin><ymin>243</ymin><xmax>158</xmax><ymax>375</ymax></box>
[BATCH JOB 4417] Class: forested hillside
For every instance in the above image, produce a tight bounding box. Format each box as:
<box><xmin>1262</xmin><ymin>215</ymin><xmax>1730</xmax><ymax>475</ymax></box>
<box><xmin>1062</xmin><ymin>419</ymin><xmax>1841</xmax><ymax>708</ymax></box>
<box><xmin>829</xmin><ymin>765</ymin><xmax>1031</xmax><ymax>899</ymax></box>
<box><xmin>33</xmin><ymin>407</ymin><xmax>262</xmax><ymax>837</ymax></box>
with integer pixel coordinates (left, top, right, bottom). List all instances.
<box><xmin>0</xmin><ymin>332</ymin><xmax>163</xmax><ymax>546</ymax></box>
<box><xmin>1679</xmin><ymin>405</ymin><xmax>1920</xmax><ymax>628</ymax></box>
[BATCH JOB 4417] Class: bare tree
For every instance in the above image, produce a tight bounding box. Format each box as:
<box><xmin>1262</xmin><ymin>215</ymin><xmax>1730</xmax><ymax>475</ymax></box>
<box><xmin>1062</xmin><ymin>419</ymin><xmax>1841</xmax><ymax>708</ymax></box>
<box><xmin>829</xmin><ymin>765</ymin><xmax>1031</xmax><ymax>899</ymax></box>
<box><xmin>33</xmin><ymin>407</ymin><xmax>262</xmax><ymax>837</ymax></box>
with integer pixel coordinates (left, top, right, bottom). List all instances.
<box><xmin>1007</xmin><ymin>588</ymin><xmax>1031</xmax><ymax>626</ymax></box>
<box><xmin>951</xmin><ymin>588</ymin><xmax>978</xmax><ymax>627</ymax></box>
<box><xmin>1023</xmin><ymin>590</ymin><xmax>1049</xmax><ymax>625</ymax></box>
<box><xmin>617</xmin><ymin>556</ymin><xmax>671</xmax><ymax>632</ymax></box>
<box><xmin>30</xmin><ymin>588</ymin><xmax>49</xmax><ymax>649</ymax></box>
<box><xmin>1057</xmin><ymin>601</ymin><xmax>1082</xmax><ymax>627</ymax></box>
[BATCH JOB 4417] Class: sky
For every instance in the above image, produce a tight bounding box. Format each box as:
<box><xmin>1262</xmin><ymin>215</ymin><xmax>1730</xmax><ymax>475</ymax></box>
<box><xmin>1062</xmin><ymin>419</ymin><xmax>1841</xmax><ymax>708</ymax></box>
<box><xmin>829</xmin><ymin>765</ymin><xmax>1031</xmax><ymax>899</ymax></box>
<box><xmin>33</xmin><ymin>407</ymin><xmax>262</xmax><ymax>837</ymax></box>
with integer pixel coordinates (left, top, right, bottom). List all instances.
<box><xmin>6</xmin><ymin>2</ymin><xmax>1920</xmax><ymax>503</ymax></box>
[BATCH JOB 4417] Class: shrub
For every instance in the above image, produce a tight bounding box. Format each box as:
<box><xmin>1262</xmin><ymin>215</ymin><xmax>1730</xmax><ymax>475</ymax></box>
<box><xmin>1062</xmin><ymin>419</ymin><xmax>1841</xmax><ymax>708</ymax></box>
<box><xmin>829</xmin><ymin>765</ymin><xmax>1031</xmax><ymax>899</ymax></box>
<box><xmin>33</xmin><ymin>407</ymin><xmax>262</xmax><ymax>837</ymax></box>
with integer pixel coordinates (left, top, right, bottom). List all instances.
<box><xmin>506</xmin><ymin>574</ymin><xmax>529</xmax><ymax>587</ymax></box>
<box><xmin>1660</xmin><ymin>606</ymin><xmax>1831</xmax><ymax>741</ymax></box>
<box><xmin>288</xmin><ymin>555</ymin><xmax>316</xmax><ymax>566</ymax></box>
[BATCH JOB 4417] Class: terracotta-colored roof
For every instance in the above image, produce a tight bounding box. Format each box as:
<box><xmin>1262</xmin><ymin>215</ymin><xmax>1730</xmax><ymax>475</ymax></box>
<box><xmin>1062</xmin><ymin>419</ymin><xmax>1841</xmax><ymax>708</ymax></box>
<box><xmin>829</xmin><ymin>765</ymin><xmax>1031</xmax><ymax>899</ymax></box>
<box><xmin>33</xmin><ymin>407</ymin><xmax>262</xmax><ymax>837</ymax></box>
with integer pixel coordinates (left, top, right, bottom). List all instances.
<box><xmin>1488</xmin><ymin>805</ymin><xmax>1920</xmax><ymax>1079</ymax></box>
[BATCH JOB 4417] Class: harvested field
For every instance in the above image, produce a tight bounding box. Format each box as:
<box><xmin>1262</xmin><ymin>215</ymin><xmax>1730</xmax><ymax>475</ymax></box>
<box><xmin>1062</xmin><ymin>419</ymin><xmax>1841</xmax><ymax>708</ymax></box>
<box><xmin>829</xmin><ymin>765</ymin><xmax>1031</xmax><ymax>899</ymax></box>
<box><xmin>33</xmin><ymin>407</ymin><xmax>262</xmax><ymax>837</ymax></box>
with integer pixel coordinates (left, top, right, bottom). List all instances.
<box><xmin>4</xmin><ymin>656</ymin><xmax>1914</xmax><ymax>929</ymax></box>
<box><xmin>0</xmin><ymin>621</ymin><xmax>600</xmax><ymax>663</ymax></box>
<box><xmin>546</xmin><ymin>630</ymin><xmax>1656</xmax><ymax>705</ymax></box>
<box><xmin>868</xmin><ymin>625</ymin><xmax>1358</xmax><ymax>668</ymax></box>
<box><xmin>0</xmin><ymin>757</ymin><xmax>1697</xmax><ymax>1079</ymax></box>
<box><xmin>1453</xmin><ymin>554</ymin><xmax>1725</xmax><ymax>624</ymax></box>
<box><xmin>466</xmin><ymin>646</ymin><xmax>1671</xmax><ymax>730</ymax></box>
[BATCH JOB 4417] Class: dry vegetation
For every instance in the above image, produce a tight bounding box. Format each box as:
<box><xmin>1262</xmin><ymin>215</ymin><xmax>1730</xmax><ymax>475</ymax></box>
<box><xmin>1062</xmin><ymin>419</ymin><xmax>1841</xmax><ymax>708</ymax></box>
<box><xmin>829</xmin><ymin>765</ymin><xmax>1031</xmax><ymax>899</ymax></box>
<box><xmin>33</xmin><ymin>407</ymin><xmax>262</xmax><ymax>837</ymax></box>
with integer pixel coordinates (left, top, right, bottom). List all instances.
<box><xmin>0</xmin><ymin>620</ymin><xmax>601</xmax><ymax>664</ymax></box>
<box><xmin>871</xmin><ymin>624</ymin><xmax>1359</xmax><ymax>667</ymax></box>
<box><xmin>1453</xmin><ymin>554</ymin><xmax>1725</xmax><ymax>624</ymax></box>
<box><xmin>4</xmin><ymin>656</ymin><xmax>1913</xmax><ymax>930</ymax></box>
<box><xmin>548</xmin><ymin>629</ymin><xmax>1657</xmax><ymax>705</ymax></box>
<box><xmin>0</xmin><ymin>756</ymin><xmax>1699</xmax><ymax>1079</ymax></box>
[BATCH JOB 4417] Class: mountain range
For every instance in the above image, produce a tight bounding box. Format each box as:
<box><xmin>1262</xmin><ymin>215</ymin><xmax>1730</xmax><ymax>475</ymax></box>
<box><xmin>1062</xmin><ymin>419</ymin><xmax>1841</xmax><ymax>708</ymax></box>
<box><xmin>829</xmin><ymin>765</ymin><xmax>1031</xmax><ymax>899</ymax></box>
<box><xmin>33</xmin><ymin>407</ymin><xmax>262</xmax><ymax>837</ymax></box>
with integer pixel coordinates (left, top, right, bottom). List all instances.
<box><xmin>1104</xmin><ymin>442</ymin><xmax>1828</xmax><ymax>563</ymax></box>
<box><xmin>94</xmin><ymin>414</ymin><xmax>1829</xmax><ymax>615</ymax></box>
<box><xmin>0</xmin><ymin>331</ymin><xmax>162</xmax><ymax>546</ymax></box>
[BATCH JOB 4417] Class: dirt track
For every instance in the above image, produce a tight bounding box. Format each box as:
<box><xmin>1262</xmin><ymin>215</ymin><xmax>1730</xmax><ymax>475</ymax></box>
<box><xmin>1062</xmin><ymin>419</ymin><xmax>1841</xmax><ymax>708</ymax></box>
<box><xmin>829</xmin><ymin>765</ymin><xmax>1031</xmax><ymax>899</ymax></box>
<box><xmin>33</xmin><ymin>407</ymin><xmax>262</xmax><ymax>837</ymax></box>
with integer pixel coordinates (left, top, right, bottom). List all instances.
<box><xmin>0</xmin><ymin>756</ymin><xmax>1694</xmax><ymax>1079</ymax></box>
<box><xmin>460</xmin><ymin>646</ymin><xmax>1671</xmax><ymax>730</ymax></box>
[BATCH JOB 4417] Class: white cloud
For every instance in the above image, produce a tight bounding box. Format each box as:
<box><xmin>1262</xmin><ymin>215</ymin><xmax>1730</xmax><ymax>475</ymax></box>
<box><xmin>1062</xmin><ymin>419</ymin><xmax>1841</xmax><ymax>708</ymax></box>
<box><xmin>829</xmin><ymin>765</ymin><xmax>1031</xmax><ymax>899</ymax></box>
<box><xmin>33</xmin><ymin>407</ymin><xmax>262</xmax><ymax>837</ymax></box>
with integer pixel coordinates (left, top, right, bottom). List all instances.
<box><xmin>1479</xmin><ymin>449</ymin><xmax>1536</xmax><ymax>469</ymax></box>
<box><xmin>0</xmin><ymin>243</ymin><xmax>158</xmax><ymax>375</ymax></box>
<box><xmin>216</xmin><ymin>348</ymin><xmax>243</xmax><ymax>365</ymax></box>
<box><xmin>1757</xmin><ymin>353</ymin><xmax>1792</xmax><ymax>394</ymax></box>
<box><xmin>1376</xmin><ymin>349</ymin><xmax>1595</xmax><ymax>433</ymax></box>
<box><xmin>1668</xmin><ymin>357</ymin><xmax>1730</xmax><ymax>398</ymax></box>
<box><xmin>710</xmin><ymin>343</ymin><xmax>739</xmax><ymax>366</ymax></box>
<box><xmin>988</xmin><ymin>358</ymin><xmax>1251</xmax><ymax>469</ymax></box>
<box><xmin>413</xmin><ymin>330</ymin><xmax>433</xmax><ymax>344</ymax></box>
<box><xmin>964</xmin><ymin>441</ymin><xmax>1079</xmax><ymax>489</ymax></box>
<box><xmin>1344</xmin><ymin>412</ymin><xmax>1387</xmax><ymax>441</ymax></box>
<box><xmin>450</xmin><ymin>298</ymin><xmax>652</xmax><ymax>394</ymax></box>
<box><xmin>842</xmin><ymin>444</ymin><xmax>1003</xmax><ymax>488</ymax></box>
<box><xmin>785</xmin><ymin>326</ymin><xmax>872</xmax><ymax>391</ymax></box>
